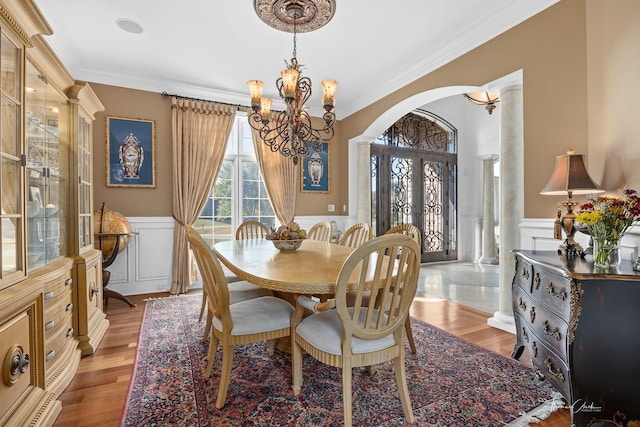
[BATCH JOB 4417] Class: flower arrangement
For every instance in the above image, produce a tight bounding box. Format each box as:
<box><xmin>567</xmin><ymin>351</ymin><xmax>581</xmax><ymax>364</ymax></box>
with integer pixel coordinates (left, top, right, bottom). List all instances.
<box><xmin>576</xmin><ymin>188</ymin><xmax>640</xmax><ymax>267</ymax></box>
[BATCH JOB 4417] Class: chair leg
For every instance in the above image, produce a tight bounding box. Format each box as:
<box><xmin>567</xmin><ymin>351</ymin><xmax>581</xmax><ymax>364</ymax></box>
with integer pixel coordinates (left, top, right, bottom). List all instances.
<box><xmin>291</xmin><ymin>338</ymin><xmax>303</xmax><ymax>395</ymax></box>
<box><xmin>203</xmin><ymin>312</ymin><xmax>212</xmax><ymax>341</ymax></box>
<box><xmin>405</xmin><ymin>316</ymin><xmax>417</xmax><ymax>354</ymax></box>
<box><xmin>393</xmin><ymin>352</ymin><xmax>415</xmax><ymax>423</ymax></box>
<box><xmin>198</xmin><ymin>293</ymin><xmax>207</xmax><ymax>322</ymax></box>
<box><xmin>266</xmin><ymin>339</ymin><xmax>277</xmax><ymax>355</ymax></box>
<box><xmin>342</xmin><ymin>361</ymin><xmax>353</xmax><ymax>427</ymax></box>
<box><xmin>205</xmin><ymin>334</ymin><xmax>219</xmax><ymax>378</ymax></box>
<box><xmin>216</xmin><ymin>342</ymin><xmax>234</xmax><ymax>409</ymax></box>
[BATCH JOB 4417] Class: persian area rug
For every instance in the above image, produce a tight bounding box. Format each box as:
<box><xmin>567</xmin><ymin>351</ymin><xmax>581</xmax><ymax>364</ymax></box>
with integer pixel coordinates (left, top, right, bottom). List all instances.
<box><xmin>121</xmin><ymin>295</ymin><xmax>558</xmax><ymax>427</ymax></box>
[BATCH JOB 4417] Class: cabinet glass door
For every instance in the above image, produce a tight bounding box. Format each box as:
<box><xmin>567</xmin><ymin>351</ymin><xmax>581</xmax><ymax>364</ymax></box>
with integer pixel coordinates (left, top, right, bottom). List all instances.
<box><xmin>78</xmin><ymin>114</ymin><xmax>92</xmax><ymax>250</ymax></box>
<box><xmin>25</xmin><ymin>61</ymin><xmax>68</xmax><ymax>271</ymax></box>
<box><xmin>0</xmin><ymin>30</ymin><xmax>23</xmax><ymax>284</ymax></box>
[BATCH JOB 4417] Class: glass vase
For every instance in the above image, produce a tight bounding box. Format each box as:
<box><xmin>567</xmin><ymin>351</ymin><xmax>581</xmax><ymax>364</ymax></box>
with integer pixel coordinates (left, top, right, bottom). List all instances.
<box><xmin>592</xmin><ymin>237</ymin><xmax>621</xmax><ymax>268</ymax></box>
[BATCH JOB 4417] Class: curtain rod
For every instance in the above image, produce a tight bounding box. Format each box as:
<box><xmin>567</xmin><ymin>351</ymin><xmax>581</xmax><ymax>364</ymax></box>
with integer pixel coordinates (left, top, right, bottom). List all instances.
<box><xmin>160</xmin><ymin>91</ymin><xmax>248</xmax><ymax>110</ymax></box>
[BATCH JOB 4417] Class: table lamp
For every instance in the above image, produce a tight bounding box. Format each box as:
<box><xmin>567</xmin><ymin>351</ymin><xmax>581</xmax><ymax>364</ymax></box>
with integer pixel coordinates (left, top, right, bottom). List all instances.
<box><xmin>540</xmin><ymin>150</ymin><xmax>604</xmax><ymax>257</ymax></box>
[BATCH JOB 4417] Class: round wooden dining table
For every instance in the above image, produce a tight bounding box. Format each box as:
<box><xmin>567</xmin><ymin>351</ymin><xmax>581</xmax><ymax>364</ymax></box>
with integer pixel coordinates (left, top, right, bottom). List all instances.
<box><xmin>213</xmin><ymin>238</ymin><xmax>355</xmax><ymax>295</ymax></box>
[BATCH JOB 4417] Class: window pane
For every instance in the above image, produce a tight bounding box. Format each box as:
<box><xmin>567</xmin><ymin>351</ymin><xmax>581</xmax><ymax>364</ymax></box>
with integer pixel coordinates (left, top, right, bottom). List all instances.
<box><xmin>197</xmin><ymin>114</ymin><xmax>277</xmax><ymax>243</ymax></box>
<box><xmin>240</xmin><ymin>120</ymin><xmax>254</xmax><ymax>155</ymax></box>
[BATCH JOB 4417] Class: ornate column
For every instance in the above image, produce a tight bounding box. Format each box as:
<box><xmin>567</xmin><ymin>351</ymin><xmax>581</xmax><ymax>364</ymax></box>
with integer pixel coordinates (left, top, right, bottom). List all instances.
<box><xmin>488</xmin><ymin>84</ymin><xmax>523</xmax><ymax>334</ymax></box>
<box><xmin>356</xmin><ymin>140</ymin><xmax>371</xmax><ymax>224</ymax></box>
<box><xmin>479</xmin><ymin>155</ymin><xmax>499</xmax><ymax>265</ymax></box>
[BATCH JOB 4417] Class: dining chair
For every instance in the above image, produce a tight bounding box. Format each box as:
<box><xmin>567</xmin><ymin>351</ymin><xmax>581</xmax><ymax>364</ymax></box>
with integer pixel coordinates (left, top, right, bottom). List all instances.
<box><xmin>186</xmin><ymin>226</ymin><xmax>272</xmax><ymax>341</ymax></box>
<box><xmin>197</xmin><ymin>220</ymin><xmax>268</xmax><ymax>332</ymax></box>
<box><xmin>292</xmin><ymin>234</ymin><xmax>420</xmax><ymax>427</ymax></box>
<box><xmin>339</xmin><ymin>222</ymin><xmax>371</xmax><ymax>248</ymax></box>
<box><xmin>235</xmin><ymin>220</ymin><xmax>269</xmax><ymax>240</ymax></box>
<box><xmin>307</xmin><ymin>221</ymin><xmax>333</xmax><ymax>242</ymax></box>
<box><xmin>185</xmin><ymin>225</ymin><xmax>294</xmax><ymax>409</ymax></box>
<box><xmin>384</xmin><ymin>223</ymin><xmax>422</xmax><ymax>354</ymax></box>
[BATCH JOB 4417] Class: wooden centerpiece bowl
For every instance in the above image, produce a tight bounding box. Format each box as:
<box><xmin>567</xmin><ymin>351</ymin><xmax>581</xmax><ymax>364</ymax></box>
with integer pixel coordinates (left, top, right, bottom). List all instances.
<box><xmin>268</xmin><ymin>237</ymin><xmax>304</xmax><ymax>251</ymax></box>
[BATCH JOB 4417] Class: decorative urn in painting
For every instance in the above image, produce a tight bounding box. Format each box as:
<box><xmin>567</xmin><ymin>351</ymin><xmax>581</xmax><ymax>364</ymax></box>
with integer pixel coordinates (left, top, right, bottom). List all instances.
<box><xmin>119</xmin><ymin>132</ymin><xmax>144</xmax><ymax>179</ymax></box>
<box><xmin>94</xmin><ymin>203</ymin><xmax>132</xmax><ymax>257</ymax></box>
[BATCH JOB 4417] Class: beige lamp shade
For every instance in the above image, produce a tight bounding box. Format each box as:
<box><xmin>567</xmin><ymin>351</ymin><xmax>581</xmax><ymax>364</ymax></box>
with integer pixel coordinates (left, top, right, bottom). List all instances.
<box><xmin>540</xmin><ymin>151</ymin><xmax>604</xmax><ymax>196</ymax></box>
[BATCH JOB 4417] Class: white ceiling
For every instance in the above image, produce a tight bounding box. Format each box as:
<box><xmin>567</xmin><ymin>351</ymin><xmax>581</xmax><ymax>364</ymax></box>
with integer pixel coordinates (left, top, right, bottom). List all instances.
<box><xmin>32</xmin><ymin>0</ymin><xmax>558</xmax><ymax>120</ymax></box>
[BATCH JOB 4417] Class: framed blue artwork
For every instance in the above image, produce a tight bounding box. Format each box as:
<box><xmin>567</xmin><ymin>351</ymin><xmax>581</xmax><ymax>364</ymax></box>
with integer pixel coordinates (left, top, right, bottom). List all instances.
<box><xmin>301</xmin><ymin>141</ymin><xmax>330</xmax><ymax>193</ymax></box>
<box><xmin>106</xmin><ymin>116</ymin><xmax>156</xmax><ymax>188</ymax></box>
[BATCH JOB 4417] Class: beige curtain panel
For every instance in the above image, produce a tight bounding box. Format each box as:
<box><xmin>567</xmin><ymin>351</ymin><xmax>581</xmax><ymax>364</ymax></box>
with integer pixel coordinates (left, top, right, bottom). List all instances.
<box><xmin>170</xmin><ymin>98</ymin><xmax>236</xmax><ymax>294</ymax></box>
<box><xmin>249</xmin><ymin>112</ymin><xmax>298</xmax><ymax>227</ymax></box>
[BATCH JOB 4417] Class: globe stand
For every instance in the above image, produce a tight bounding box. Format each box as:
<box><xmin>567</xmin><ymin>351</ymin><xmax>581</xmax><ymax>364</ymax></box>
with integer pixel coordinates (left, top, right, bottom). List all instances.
<box><xmin>96</xmin><ymin>232</ymin><xmax>137</xmax><ymax>308</ymax></box>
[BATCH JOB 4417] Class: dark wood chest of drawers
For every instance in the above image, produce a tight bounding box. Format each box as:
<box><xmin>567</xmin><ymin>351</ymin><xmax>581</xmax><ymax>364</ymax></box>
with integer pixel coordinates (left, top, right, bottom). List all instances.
<box><xmin>511</xmin><ymin>250</ymin><xmax>640</xmax><ymax>427</ymax></box>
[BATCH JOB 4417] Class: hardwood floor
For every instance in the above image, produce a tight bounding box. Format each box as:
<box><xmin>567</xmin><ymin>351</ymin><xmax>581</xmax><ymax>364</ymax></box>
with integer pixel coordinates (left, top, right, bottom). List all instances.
<box><xmin>53</xmin><ymin>292</ymin><xmax>570</xmax><ymax>426</ymax></box>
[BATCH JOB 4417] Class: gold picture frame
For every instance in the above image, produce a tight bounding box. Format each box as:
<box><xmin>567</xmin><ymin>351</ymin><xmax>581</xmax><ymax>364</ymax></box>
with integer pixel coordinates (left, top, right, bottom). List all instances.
<box><xmin>106</xmin><ymin>116</ymin><xmax>156</xmax><ymax>188</ymax></box>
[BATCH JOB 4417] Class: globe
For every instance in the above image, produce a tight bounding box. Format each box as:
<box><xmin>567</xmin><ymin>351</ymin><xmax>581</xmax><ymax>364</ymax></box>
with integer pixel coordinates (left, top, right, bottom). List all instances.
<box><xmin>94</xmin><ymin>205</ymin><xmax>132</xmax><ymax>257</ymax></box>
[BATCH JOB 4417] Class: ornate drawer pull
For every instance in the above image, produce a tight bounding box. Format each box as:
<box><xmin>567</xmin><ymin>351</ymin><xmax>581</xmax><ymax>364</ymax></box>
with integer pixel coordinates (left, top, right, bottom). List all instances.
<box><xmin>66</xmin><ymin>303</ymin><xmax>73</xmax><ymax>312</ymax></box>
<box><xmin>543</xmin><ymin>320</ymin><xmax>562</xmax><ymax>341</ymax></box>
<box><xmin>529</xmin><ymin>306</ymin><xmax>536</xmax><ymax>323</ymax></box>
<box><xmin>4</xmin><ymin>346</ymin><xmax>30</xmax><ymax>386</ymax></box>
<box><xmin>45</xmin><ymin>321</ymin><xmax>55</xmax><ymax>331</ymax></box>
<box><xmin>65</xmin><ymin>278</ymin><xmax>73</xmax><ymax>286</ymax></box>
<box><xmin>531</xmin><ymin>341</ymin><xmax>538</xmax><ymax>358</ymax></box>
<box><xmin>66</xmin><ymin>328</ymin><xmax>74</xmax><ymax>338</ymax></box>
<box><xmin>45</xmin><ymin>350</ymin><xmax>56</xmax><ymax>363</ymax></box>
<box><xmin>90</xmin><ymin>283</ymin><xmax>100</xmax><ymax>300</ymax></box>
<box><xmin>546</xmin><ymin>282</ymin><xmax>567</xmax><ymax>300</ymax></box>
<box><xmin>9</xmin><ymin>352</ymin><xmax>29</xmax><ymax>375</ymax></box>
<box><xmin>522</xmin><ymin>267</ymin><xmax>530</xmax><ymax>280</ymax></box>
<box><xmin>534</xmin><ymin>273</ymin><xmax>541</xmax><ymax>290</ymax></box>
<box><xmin>522</xmin><ymin>327</ymin><xmax>529</xmax><ymax>342</ymax></box>
<box><xmin>544</xmin><ymin>357</ymin><xmax>565</xmax><ymax>382</ymax></box>
<box><xmin>518</xmin><ymin>297</ymin><xmax>526</xmax><ymax>311</ymax></box>
<box><xmin>44</xmin><ymin>291</ymin><xmax>54</xmax><ymax>301</ymax></box>
<box><xmin>532</xmin><ymin>364</ymin><xmax>545</xmax><ymax>381</ymax></box>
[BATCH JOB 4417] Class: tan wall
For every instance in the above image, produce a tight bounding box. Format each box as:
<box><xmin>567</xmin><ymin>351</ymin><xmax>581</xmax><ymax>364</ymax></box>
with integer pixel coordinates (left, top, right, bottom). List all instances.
<box><xmin>92</xmin><ymin>0</ymin><xmax>640</xmax><ymax>220</ymax></box>
<box><xmin>91</xmin><ymin>84</ymin><xmax>345</xmax><ymax>218</ymax></box>
<box><xmin>92</xmin><ymin>84</ymin><xmax>173</xmax><ymax>216</ymax></box>
<box><xmin>339</xmin><ymin>0</ymin><xmax>591</xmax><ymax>219</ymax></box>
<box><xmin>586</xmin><ymin>0</ymin><xmax>640</xmax><ymax>191</ymax></box>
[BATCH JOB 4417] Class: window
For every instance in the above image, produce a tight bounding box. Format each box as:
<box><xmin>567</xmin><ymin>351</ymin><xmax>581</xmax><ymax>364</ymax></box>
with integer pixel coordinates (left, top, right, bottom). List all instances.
<box><xmin>195</xmin><ymin>114</ymin><xmax>275</xmax><ymax>245</ymax></box>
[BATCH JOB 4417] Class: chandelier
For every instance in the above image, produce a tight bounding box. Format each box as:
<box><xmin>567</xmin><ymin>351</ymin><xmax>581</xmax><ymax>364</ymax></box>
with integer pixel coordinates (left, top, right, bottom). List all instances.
<box><xmin>248</xmin><ymin>0</ymin><xmax>337</xmax><ymax>165</ymax></box>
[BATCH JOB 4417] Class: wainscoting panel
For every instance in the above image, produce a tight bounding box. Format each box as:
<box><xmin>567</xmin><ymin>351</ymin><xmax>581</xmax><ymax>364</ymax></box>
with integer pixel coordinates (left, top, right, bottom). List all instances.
<box><xmin>520</xmin><ymin>218</ymin><xmax>639</xmax><ymax>261</ymax></box>
<box><xmin>107</xmin><ymin>217</ymin><xmax>175</xmax><ymax>296</ymax></box>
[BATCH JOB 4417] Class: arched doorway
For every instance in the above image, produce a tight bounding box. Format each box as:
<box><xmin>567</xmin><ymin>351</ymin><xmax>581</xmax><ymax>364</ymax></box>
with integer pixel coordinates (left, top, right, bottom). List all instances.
<box><xmin>370</xmin><ymin>110</ymin><xmax>458</xmax><ymax>263</ymax></box>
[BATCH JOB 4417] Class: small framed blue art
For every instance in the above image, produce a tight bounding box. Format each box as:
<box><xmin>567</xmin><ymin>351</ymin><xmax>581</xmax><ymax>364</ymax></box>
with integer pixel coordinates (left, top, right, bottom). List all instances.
<box><xmin>106</xmin><ymin>116</ymin><xmax>156</xmax><ymax>188</ymax></box>
<box><xmin>301</xmin><ymin>141</ymin><xmax>330</xmax><ymax>193</ymax></box>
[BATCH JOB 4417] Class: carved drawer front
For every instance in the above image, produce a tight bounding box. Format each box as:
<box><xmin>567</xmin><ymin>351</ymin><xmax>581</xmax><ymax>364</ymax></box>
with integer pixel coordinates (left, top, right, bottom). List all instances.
<box><xmin>45</xmin><ymin>319</ymin><xmax>75</xmax><ymax>368</ymax></box>
<box><xmin>536</xmin><ymin>270</ymin><xmax>571</xmax><ymax>318</ymax></box>
<box><xmin>529</xmin><ymin>337</ymin><xmax>571</xmax><ymax>401</ymax></box>
<box><xmin>0</xmin><ymin>304</ymin><xmax>38</xmax><ymax>419</ymax></box>
<box><xmin>514</xmin><ymin>287</ymin><xmax>570</xmax><ymax>359</ymax></box>
<box><xmin>514</xmin><ymin>256</ymin><xmax>534</xmax><ymax>292</ymax></box>
<box><xmin>43</xmin><ymin>276</ymin><xmax>73</xmax><ymax>311</ymax></box>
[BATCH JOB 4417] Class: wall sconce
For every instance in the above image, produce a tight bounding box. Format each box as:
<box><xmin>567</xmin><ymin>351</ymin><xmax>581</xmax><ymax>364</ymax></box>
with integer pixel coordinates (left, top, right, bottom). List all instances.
<box><xmin>464</xmin><ymin>92</ymin><xmax>500</xmax><ymax>115</ymax></box>
<box><xmin>540</xmin><ymin>150</ymin><xmax>604</xmax><ymax>257</ymax></box>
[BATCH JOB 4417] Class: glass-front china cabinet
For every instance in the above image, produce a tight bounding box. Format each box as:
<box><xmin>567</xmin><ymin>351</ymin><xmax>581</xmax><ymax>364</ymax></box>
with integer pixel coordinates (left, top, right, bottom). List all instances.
<box><xmin>0</xmin><ymin>2</ymin><xmax>108</xmax><ymax>426</ymax></box>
